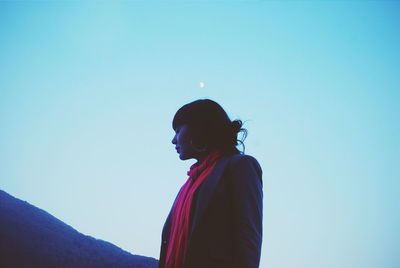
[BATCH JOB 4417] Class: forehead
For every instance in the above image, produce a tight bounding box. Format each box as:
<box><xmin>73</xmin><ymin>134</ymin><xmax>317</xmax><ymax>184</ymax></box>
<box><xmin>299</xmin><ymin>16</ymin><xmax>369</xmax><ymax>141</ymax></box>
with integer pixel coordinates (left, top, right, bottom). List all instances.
<box><xmin>172</xmin><ymin>116</ymin><xmax>187</xmax><ymax>130</ymax></box>
<box><xmin>172</xmin><ymin>104</ymin><xmax>194</xmax><ymax>130</ymax></box>
<box><xmin>175</xmin><ymin>124</ymin><xmax>190</xmax><ymax>132</ymax></box>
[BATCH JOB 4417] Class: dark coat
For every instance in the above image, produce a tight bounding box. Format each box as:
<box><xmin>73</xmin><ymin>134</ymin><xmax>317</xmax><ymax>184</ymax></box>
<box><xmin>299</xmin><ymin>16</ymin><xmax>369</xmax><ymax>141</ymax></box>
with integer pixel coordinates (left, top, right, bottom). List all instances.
<box><xmin>158</xmin><ymin>154</ymin><xmax>263</xmax><ymax>268</ymax></box>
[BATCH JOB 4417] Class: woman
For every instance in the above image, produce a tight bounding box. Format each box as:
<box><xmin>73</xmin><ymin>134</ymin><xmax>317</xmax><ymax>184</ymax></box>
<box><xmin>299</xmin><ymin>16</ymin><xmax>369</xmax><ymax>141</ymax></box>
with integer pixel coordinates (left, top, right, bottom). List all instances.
<box><xmin>159</xmin><ymin>99</ymin><xmax>263</xmax><ymax>268</ymax></box>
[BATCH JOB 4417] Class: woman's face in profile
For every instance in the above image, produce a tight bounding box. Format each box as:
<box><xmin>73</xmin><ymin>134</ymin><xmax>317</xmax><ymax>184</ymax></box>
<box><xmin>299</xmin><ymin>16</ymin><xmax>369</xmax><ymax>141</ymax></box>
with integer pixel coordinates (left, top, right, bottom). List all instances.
<box><xmin>171</xmin><ymin>124</ymin><xmax>197</xmax><ymax>160</ymax></box>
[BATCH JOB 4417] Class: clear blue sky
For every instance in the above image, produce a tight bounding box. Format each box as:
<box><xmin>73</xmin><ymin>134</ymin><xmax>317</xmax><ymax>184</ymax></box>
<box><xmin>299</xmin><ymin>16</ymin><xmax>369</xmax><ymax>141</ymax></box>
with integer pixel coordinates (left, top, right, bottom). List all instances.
<box><xmin>1</xmin><ymin>1</ymin><xmax>399</xmax><ymax>267</ymax></box>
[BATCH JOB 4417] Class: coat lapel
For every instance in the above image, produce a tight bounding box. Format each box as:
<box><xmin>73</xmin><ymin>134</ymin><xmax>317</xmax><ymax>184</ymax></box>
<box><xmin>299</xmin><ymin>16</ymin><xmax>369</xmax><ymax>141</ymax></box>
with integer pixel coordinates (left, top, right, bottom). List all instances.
<box><xmin>188</xmin><ymin>156</ymin><xmax>231</xmax><ymax>239</ymax></box>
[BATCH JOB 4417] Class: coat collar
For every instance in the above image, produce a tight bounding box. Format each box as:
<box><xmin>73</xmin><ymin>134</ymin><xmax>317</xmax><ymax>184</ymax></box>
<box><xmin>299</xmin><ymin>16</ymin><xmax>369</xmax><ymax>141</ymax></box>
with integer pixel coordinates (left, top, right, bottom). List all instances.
<box><xmin>188</xmin><ymin>155</ymin><xmax>231</xmax><ymax>240</ymax></box>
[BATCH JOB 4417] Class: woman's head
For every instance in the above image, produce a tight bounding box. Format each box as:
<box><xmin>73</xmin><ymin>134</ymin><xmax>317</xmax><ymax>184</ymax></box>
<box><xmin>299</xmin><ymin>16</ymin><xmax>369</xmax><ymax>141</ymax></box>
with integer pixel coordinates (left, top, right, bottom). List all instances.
<box><xmin>171</xmin><ymin>99</ymin><xmax>247</xmax><ymax>161</ymax></box>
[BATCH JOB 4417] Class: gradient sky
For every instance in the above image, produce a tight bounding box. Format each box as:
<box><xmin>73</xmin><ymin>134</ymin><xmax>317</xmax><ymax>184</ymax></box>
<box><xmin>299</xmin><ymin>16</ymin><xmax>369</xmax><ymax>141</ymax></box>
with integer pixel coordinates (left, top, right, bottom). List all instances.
<box><xmin>1</xmin><ymin>1</ymin><xmax>399</xmax><ymax>268</ymax></box>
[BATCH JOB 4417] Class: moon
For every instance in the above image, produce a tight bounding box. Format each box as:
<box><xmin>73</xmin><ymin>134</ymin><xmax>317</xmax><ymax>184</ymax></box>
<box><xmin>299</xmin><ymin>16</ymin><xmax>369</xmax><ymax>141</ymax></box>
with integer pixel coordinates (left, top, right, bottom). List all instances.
<box><xmin>199</xmin><ymin>82</ymin><xmax>205</xmax><ymax>88</ymax></box>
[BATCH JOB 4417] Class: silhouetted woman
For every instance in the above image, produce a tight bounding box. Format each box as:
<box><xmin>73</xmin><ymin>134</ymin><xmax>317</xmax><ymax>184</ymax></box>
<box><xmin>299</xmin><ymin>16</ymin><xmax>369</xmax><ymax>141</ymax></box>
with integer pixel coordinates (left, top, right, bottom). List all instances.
<box><xmin>159</xmin><ymin>99</ymin><xmax>263</xmax><ymax>268</ymax></box>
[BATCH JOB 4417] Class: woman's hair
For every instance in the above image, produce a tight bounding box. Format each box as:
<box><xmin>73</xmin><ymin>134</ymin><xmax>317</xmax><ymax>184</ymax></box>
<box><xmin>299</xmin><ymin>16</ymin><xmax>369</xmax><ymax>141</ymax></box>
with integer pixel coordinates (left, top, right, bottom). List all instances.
<box><xmin>172</xmin><ymin>99</ymin><xmax>247</xmax><ymax>155</ymax></box>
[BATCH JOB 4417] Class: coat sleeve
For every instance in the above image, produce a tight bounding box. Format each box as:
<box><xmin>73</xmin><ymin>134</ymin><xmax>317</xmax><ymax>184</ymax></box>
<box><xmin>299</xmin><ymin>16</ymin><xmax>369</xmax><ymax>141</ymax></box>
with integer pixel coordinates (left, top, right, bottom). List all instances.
<box><xmin>228</xmin><ymin>155</ymin><xmax>263</xmax><ymax>268</ymax></box>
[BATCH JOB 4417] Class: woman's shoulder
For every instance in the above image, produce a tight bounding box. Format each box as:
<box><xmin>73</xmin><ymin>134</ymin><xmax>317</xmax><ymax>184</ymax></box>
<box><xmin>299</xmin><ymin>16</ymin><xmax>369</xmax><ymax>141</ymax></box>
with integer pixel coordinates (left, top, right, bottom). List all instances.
<box><xmin>224</xmin><ymin>153</ymin><xmax>262</xmax><ymax>173</ymax></box>
<box><xmin>221</xmin><ymin>153</ymin><xmax>263</xmax><ymax>186</ymax></box>
<box><xmin>226</xmin><ymin>153</ymin><xmax>259</xmax><ymax>164</ymax></box>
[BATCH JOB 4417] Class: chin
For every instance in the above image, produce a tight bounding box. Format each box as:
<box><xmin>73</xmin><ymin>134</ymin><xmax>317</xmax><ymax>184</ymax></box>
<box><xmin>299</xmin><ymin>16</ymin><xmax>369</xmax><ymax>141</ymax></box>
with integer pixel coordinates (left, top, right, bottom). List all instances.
<box><xmin>178</xmin><ymin>153</ymin><xmax>191</xmax><ymax>161</ymax></box>
<box><xmin>179</xmin><ymin>154</ymin><xmax>188</xmax><ymax>160</ymax></box>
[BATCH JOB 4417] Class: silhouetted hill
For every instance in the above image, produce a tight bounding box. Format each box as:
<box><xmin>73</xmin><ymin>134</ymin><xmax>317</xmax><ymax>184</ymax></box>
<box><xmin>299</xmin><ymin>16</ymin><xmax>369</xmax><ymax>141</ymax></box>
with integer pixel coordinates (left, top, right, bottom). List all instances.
<box><xmin>0</xmin><ymin>190</ymin><xmax>158</xmax><ymax>268</ymax></box>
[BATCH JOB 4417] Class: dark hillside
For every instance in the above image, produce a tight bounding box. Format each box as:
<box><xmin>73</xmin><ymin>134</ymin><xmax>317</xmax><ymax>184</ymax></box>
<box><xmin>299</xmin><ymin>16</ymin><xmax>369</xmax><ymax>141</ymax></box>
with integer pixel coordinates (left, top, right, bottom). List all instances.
<box><xmin>0</xmin><ymin>190</ymin><xmax>158</xmax><ymax>268</ymax></box>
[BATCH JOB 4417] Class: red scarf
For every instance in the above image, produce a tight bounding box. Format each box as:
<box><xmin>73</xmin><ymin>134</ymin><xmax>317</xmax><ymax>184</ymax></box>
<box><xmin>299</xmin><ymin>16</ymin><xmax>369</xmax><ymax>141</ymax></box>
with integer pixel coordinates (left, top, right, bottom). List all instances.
<box><xmin>165</xmin><ymin>150</ymin><xmax>222</xmax><ymax>268</ymax></box>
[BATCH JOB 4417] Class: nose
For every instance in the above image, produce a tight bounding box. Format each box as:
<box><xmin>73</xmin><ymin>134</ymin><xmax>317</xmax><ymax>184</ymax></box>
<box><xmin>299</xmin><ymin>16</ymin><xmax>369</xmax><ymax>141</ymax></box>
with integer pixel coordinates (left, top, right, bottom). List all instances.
<box><xmin>171</xmin><ymin>134</ymin><xmax>177</xmax><ymax>145</ymax></box>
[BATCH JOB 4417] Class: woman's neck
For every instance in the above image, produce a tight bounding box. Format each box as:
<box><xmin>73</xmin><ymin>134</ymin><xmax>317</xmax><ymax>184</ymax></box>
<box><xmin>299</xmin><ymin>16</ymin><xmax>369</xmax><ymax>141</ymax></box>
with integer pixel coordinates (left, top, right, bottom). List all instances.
<box><xmin>195</xmin><ymin>152</ymin><xmax>208</xmax><ymax>165</ymax></box>
<box><xmin>195</xmin><ymin>149</ymin><xmax>220</xmax><ymax>165</ymax></box>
